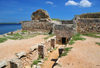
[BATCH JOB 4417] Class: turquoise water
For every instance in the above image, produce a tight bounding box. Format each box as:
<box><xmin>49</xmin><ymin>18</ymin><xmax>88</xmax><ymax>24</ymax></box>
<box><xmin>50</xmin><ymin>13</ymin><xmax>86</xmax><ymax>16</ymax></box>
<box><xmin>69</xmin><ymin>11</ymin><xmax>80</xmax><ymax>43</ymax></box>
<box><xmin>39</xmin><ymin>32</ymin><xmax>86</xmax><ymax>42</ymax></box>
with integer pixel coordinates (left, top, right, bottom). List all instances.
<box><xmin>0</xmin><ymin>24</ymin><xmax>21</xmax><ymax>35</ymax></box>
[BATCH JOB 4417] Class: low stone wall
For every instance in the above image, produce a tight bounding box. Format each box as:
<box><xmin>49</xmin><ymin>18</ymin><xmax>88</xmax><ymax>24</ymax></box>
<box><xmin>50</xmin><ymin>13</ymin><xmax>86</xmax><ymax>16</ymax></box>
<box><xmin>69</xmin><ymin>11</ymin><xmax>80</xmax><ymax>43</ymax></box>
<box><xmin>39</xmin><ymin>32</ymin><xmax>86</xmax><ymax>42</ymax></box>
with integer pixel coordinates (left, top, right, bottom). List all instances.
<box><xmin>0</xmin><ymin>36</ymin><xmax>56</xmax><ymax>68</ymax></box>
<box><xmin>77</xmin><ymin>18</ymin><xmax>100</xmax><ymax>34</ymax></box>
<box><xmin>61</xmin><ymin>20</ymin><xmax>73</xmax><ymax>24</ymax></box>
<box><xmin>21</xmin><ymin>20</ymin><xmax>53</xmax><ymax>33</ymax></box>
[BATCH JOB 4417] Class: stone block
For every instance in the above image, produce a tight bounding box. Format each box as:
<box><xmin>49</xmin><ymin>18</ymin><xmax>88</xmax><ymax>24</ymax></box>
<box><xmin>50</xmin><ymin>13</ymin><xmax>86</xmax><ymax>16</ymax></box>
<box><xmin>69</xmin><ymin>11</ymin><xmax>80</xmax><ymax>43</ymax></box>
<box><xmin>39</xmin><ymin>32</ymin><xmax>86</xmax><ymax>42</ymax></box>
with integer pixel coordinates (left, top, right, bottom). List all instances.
<box><xmin>30</xmin><ymin>45</ymin><xmax>38</xmax><ymax>52</ymax></box>
<box><xmin>59</xmin><ymin>48</ymin><xmax>64</xmax><ymax>57</ymax></box>
<box><xmin>51</xmin><ymin>39</ymin><xmax>55</xmax><ymax>48</ymax></box>
<box><xmin>10</xmin><ymin>58</ymin><xmax>22</xmax><ymax>68</ymax></box>
<box><xmin>38</xmin><ymin>44</ymin><xmax>44</xmax><ymax>58</ymax></box>
<box><xmin>16</xmin><ymin>52</ymin><xmax>26</xmax><ymax>59</ymax></box>
<box><xmin>0</xmin><ymin>60</ymin><xmax>7</xmax><ymax>68</ymax></box>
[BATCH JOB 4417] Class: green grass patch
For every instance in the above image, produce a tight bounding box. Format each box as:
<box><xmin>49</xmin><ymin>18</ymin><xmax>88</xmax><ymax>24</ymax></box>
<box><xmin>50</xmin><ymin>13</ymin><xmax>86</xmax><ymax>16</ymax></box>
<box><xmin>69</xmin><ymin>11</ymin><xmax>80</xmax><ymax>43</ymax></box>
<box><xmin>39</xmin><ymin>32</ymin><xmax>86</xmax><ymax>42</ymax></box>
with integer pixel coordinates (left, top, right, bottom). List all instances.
<box><xmin>6</xmin><ymin>33</ymin><xmax>23</xmax><ymax>40</ymax></box>
<box><xmin>0</xmin><ymin>37</ymin><xmax>7</xmax><ymax>43</ymax></box>
<box><xmin>69</xmin><ymin>33</ymin><xmax>86</xmax><ymax>45</ymax></box>
<box><xmin>83</xmin><ymin>33</ymin><xmax>100</xmax><ymax>38</ymax></box>
<box><xmin>96</xmin><ymin>42</ymin><xmax>100</xmax><ymax>46</ymax></box>
<box><xmin>44</xmin><ymin>57</ymin><xmax>48</xmax><ymax>61</ymax></box>
<box><xmin>60</xmin><ymin>47</ymin><xmax>73</xmax><ymax>57</ymax></box>
<box><xmin>53</xmin><ymin>48</ymin><xmax>57</xmax><ymax>50</ymax></box>
<box><xmin>44</xmin><ymin>34</ymin><xmax>55</xmax><ymax>40</ymax></box>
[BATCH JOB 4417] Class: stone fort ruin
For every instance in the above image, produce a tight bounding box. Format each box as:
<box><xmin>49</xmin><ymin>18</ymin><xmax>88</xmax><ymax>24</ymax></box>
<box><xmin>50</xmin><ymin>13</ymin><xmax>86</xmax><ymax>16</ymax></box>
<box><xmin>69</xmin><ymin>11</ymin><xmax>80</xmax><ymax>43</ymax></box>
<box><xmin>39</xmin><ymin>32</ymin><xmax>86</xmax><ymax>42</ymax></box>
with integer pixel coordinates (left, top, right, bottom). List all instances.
<box><xmin>21</xmin><ymin>9</ymin><xmax>100</xmax><ymax>44</ymax></box>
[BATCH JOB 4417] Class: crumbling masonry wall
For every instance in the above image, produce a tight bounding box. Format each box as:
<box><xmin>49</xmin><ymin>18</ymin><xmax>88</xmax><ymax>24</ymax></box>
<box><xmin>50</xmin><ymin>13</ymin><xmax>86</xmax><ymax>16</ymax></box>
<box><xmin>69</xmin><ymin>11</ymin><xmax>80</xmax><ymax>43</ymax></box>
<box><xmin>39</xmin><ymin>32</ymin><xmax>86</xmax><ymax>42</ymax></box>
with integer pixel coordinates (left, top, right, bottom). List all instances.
<box><xmin>54</xmin><ymin>25</ymin><xmax>74</xmax><ymax>44</ymax></box>
<box><xmin>76</xmin><ymin>18</ymin><xmax>100</xmax><ymax>34</ymax></box>
<box><xmin>21</xmin><ymin>20</ymin><xmax>53</xmax><ymax>33</ymax></box>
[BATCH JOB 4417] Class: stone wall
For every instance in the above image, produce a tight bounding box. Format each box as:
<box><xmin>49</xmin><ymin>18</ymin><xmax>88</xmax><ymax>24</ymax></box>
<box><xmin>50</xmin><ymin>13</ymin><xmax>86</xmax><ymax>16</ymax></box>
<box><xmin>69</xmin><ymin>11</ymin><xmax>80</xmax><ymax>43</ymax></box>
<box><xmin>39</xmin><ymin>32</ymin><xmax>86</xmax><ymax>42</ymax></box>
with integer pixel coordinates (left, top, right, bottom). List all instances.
<box><xmin>21</xmin><ymin>20</ymin><xmax>53</xmax><ymax>33</ymax></box>
<box><xmin>61</xmin><ymin>20</ymin><xmax>73</xmax><ymax>24</ymax></box>
<box><xmin>76</xmin><ymin>18</ymin><xmax>100</xmax><ymax>34</ymax></box>
<box><xmin>54</xmin><ymin>24</ymin><xmax>74</xmax><ymax>44</ymax></box>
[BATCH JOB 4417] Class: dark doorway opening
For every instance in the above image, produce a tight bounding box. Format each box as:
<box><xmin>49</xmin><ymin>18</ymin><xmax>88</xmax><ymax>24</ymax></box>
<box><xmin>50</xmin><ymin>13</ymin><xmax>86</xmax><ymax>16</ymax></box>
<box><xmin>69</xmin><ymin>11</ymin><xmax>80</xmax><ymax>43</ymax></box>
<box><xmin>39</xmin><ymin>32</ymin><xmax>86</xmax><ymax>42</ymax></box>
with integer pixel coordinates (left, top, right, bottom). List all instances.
<box><xmin>10</xmin><ymin>62</ymin><xmax>18</xmax><ymax>68</ymax></box>
<box><xmin>62</xmin><ymin>37</ymin><xmax>66</xmax><ymax>44</ymax></box>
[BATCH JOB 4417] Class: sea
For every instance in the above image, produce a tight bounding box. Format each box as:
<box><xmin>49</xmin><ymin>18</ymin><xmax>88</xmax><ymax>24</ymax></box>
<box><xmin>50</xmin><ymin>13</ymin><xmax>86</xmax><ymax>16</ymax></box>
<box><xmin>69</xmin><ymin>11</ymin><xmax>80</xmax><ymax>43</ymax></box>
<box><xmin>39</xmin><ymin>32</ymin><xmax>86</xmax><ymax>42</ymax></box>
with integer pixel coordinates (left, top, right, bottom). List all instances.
<box><xmin>0</xmin><ymin>24</ymin><xmax>21</xmax><ymax>35</ymax></box>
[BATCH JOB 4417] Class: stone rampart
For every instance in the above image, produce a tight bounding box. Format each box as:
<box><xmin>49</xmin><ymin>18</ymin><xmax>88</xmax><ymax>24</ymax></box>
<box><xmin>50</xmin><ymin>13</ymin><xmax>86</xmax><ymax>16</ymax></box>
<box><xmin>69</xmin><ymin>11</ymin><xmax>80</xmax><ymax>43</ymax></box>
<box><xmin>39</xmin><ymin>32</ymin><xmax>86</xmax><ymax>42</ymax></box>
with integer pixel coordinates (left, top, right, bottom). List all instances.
<box><xmin>21</xmin><ymin>20</ymin><xmax>54</xmax><ymax>33</ymax></box>
<box><xmin>77</xmin><ymin>18</ymin><xmax>100</xmax><ymax>34</ymax></box>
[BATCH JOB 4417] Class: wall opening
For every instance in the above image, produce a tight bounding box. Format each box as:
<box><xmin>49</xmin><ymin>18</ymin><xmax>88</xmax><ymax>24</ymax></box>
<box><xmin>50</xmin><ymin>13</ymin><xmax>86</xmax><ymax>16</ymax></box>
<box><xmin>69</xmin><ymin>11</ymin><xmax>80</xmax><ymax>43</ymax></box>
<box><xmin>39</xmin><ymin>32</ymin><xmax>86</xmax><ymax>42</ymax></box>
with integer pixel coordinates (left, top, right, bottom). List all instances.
<box><xmin>10</xmin><ymin>62</ymin><xmax>18</xmax><ymax>68</ymax></box>
<box><xmin>62</xmin><ymin>37</ymin><xmax>66</xmax><ymax>44</ymax></box>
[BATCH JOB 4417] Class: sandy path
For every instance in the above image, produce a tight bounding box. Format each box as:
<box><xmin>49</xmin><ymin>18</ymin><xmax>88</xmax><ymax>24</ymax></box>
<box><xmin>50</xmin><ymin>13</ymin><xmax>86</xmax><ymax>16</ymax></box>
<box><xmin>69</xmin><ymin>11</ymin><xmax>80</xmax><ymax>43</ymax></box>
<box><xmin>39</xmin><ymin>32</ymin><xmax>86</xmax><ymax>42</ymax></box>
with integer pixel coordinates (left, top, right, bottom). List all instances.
<box><xmin>0</xmin><ymin>35</ymin><xmax>47</xmax><ymax>61</ymax></box>
<box><xmin>41</xmin><ymin>45</ymin><xmax>63</xmax><ymax>68</ymax></box>
<box><xmin>54</xmin><ymin>36</ymin><xmax>100</xmax><ymax>68</ymax></box>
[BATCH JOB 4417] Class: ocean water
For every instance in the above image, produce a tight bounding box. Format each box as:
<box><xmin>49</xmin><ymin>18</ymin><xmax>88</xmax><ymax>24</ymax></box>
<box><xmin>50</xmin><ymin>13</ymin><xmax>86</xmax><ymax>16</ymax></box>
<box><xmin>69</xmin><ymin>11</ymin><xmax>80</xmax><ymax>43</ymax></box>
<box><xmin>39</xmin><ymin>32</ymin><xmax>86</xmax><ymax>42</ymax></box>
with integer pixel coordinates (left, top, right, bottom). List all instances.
<box><xmin>0</xmin><ymin>24</ymin><xmax>21</xmax><ymax>35</ymax></box>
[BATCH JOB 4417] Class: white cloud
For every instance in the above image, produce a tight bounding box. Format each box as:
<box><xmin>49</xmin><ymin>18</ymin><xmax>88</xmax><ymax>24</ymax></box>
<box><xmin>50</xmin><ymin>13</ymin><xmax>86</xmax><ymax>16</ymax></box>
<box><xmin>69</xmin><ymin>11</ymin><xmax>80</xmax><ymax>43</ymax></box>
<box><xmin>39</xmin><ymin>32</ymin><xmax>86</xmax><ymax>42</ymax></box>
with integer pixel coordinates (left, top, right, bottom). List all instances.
<box><xmin>46</xmin><ymin>1</ymin><xmax>54</xmax><ymax>5</ymax></box>
<box><xmin>79</xmin><ymin>0</ymin><xmax>92</xmax><ymax>7</ymax></box>
<box><xmin>65</xmin><ymin>0</ymin><xmax>92</xmax><ymax>7</ymax></box>
<box><xmin>65</xmin><ymin>0</ymin><xmax>78</xmax><ymax>6</ymax></box>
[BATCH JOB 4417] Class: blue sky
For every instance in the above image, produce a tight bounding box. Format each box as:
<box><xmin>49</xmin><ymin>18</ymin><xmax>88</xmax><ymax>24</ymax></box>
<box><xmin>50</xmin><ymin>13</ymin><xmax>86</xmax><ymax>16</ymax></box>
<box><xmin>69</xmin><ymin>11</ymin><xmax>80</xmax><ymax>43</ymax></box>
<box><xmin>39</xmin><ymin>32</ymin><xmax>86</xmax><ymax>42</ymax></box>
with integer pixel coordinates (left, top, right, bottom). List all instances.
<box><xmin>0</xmin><ymin>0</ymin><xmax>100</xmax><ymax>23</ymax></box>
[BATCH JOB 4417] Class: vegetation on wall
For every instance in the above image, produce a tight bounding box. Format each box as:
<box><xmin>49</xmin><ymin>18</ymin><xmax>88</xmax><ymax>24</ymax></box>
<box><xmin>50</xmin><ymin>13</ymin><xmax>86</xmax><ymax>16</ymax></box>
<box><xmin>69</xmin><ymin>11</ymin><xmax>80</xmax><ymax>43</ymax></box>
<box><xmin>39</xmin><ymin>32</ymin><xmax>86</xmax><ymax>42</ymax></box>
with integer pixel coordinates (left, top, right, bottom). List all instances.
<box><xmin>51</xmin><ymin>18</ymin><xmax>61</xmax><ymax>21</ymax></box>
<box><xmin>80</xmin><ymin>12</ymin><xmax>100</xmax><ymax>18</ymax></box>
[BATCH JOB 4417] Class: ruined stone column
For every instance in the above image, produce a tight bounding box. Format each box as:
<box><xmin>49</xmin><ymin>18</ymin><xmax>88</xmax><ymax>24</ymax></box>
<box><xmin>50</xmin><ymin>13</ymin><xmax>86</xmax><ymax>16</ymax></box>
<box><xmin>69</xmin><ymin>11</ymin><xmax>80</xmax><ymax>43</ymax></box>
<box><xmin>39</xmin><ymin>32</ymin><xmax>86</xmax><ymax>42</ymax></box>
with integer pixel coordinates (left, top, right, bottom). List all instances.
<box><xmin>51</xmin><ymin>39</ymin><xmax>55</xmax><ymax>48</ymax></box>
<box><xmin>38</xmin><ymin>44</ymin><xmax>44</xmax><ymax>59</ymax></box>
<box><xmin>59</xmin><ymin>48</ymin><xmax>64</xmax><ymax>57</ymax></box>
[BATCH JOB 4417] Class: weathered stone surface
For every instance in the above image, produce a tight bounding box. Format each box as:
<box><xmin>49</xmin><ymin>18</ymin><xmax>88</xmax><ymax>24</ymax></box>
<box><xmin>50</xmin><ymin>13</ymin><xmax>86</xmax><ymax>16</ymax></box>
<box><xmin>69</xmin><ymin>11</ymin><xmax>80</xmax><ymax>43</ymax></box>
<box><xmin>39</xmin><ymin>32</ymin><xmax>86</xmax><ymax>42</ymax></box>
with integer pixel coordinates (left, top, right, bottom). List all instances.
<box><xmin>38</xmin><ymin>44</ymin><xmax>44</xmax><ymax>58</ymax></box>
<box><xmin>51</xmin><ymin>39</ymin><xmax>55</xmax><ymax>48</ymax></box>
<box><xmin>16</xmin><ymin>52</ymin><xmax>26</xmax><ymax>59</ymax></box>
<box><xmin>77</xmin><ymin>18</ymin><xmax>100</xmax><ymax>34</ymax></box>
<box><xmin>30</xmin><ymin>45</ymin><xmax>38</xmax><ymax>52</ymax></box>
<box><xmin>10</xmin><ymin>58</ymin><xmax>22</xmax><ymax>68</ymax></box>
<box><xmin>21</xmin><ymin>21</ymin><xmax>54</xmax><ymax>33</ymax></box>
<box><xmin>31</xmin><ymin>9</ymin><xmax>51</xmax><ymax>21</ymax></box>
<box><xmin>54</xmin><ymin>24</ymin><xmax>74</xmax><ymax>44</ymax></box>
<box><xmin>0</xmin><ymin>60</ymin><xmax>7</xmax><ymax>68</ymax></box>
<box><xmin>59</xmin><ymin>48</ymin><xmax>64</xmax><ymax>57</ymax></box>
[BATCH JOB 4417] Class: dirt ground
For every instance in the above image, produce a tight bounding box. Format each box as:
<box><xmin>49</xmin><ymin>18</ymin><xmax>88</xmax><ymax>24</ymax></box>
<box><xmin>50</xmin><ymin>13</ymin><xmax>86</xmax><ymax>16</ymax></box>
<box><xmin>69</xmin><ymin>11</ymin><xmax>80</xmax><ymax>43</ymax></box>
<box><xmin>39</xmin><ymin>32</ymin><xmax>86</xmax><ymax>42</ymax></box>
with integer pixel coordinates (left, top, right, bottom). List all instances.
<box><xmin>0</xmin><ymin>35</ymin><xmax>47</xmax><ymax>61</ymax></box>
<box><xmin>41</xmin><ymin>45</ymin><xmax>63</xmax><ymax>68</ymax></box>
<box><xmin>54</xmin><ymin>36</ymin><xmax>100</xmax><ymax>68</ymax></box>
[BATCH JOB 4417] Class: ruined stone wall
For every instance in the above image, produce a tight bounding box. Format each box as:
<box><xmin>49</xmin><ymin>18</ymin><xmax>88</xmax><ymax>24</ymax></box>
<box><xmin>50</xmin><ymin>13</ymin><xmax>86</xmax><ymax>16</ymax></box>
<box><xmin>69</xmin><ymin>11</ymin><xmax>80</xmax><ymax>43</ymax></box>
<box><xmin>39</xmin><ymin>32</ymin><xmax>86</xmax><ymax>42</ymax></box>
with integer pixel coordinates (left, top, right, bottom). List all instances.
<box><xmin>77</xmin><ymin>18</ymin><xmax>100</xmax><ymax>34</ymax></box>
<box><xmin>54</xmin><ymin>24</ymin><xmax>74</xmax><ymax>44</ymax></box>
<box><xmin>21</xmin><ymin>20</ymin><xmax>53</xmax><ymax>33</ymax></box>
<box><xmin>61</xmin><ymin>20</ymin><xmax>73</xmax><ymax>24</ymax></box>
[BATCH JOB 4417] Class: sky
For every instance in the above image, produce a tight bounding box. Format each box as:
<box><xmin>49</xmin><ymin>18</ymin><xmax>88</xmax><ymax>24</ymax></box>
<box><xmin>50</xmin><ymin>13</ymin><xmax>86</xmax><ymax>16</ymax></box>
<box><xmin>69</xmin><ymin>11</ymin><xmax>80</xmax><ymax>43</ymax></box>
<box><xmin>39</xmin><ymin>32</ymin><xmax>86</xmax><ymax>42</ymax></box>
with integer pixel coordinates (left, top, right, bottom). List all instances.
<box><xmin>0</xmin><ymin>0</ymin><xmax>100</xmax><ymax>23</ymax></box>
